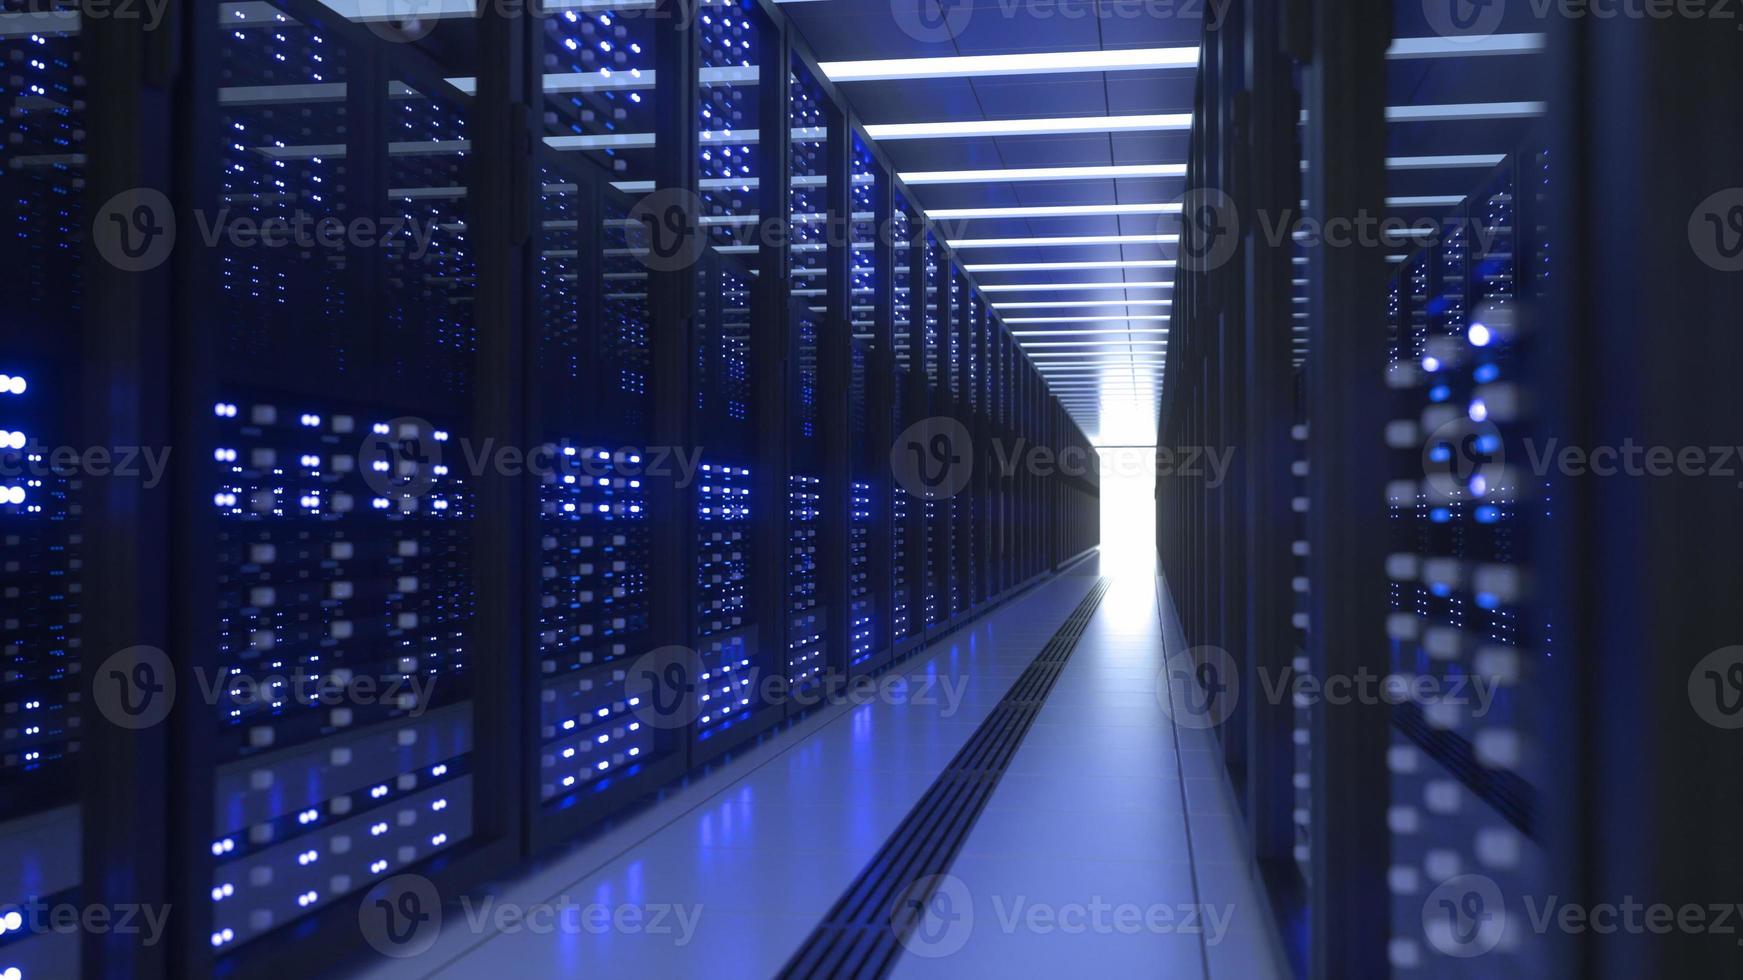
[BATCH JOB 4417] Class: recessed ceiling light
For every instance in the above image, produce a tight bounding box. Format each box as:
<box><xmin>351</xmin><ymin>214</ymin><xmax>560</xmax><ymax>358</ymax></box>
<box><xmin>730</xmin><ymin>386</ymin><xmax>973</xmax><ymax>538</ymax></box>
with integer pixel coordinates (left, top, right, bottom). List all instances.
<box><xmin>1021</xmin><ymin>341</ymin><xmax>1169</xmax><ymax>348</ymax></box>
<box><xmin>1007</xmin><ymin>317</ymin><xmax>1170</xmax><ymax>325</ymax></box>
<box><xmin>820</xmin><ymin>47</ymin><xmax>1199</xmax><ymax>83</ymax></box>
<box><xmin>996</xmin><ymin>300</ymin><xmax>1173</xmax><ymax>310</ymax></box>
<box><xmin>969</xmin><ymin>260</ymin><xmax>1176</xmax><ymax>273</ymax></box>
<box><xmin>928</xmin><ymin>203</ymin><xmax>1182</xmax><ymax>220</ymax></box>
<box><xmin>899</xmin><ymin>164</ymin><xmax>1185</xmax><ymax>185</ymax></box>
<box><xmin>996</xmin><ymin>299</ymin><xmax>1171</xmax><ymax>310</ymax></box>
<box><xmin>953</xmin><ymin>235</ymin><xmax>1178</xmax><ymax>249</ymax></box>
<box><xmin>979</xmin><ymin>281</ymin><xmax>1174</xmax><ymax>292</ymax></box>
<box><xmin>866</xmin><ymin>113</ymin><xmax>1191</xmax><ymax>141</ymax></box>
<box><xmin>1012</xmin><ymin>328</ymin><xmax>1170</xmax><ymax>335</ymax></box>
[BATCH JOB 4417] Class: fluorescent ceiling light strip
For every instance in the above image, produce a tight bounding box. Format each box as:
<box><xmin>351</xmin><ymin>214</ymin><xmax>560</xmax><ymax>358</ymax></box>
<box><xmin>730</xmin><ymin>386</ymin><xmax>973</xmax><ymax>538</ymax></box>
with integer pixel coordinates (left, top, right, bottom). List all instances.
<box><xmin>928</xmin><ymin>203</ymin><xmax>1182</xmax><ymax>220</ymax></box>
<box><xmin>969</xmin><ymin>261</ymin><xmax>1175</xmax><ymax>273</ymax></box>
<box><xmin>866</xmin><ymin>113</ymin><xmax>1191</xmax><ymax>141</ymax></box>
<box><xmin>1007</xmin><ymin>316</ymin><xmax>1170</xmax><ymax>324</ymax></box>
<box><xmin>997</xmin><ymin>300</ymin><xmax>1173</xmax><ymax>310</ymax></box>
<box><xmin>1386</xmin><ymin>34</ymin><xmax>1546</xmax><ymax>58</ymax></box>
<box><xmin>980</xmin><ymin>281</ymin><xmax>1174</xmax><ymax>292</ymax></box>
<box><xmin>952</xmin><ymin>236</ymin><xmax>1177</xmax><ymax>249</ymax></box>
<box><xmin>820</xmin><ymin>46</ymin><xmax>1199</xmax><ymax>83</ymax></box>
<box><xmin>1021</xmin><ymin>341</ymin><xmax>1169</xmax><ymax>348</ymax></box>
<box><xmin>1012</xmin><ymin>328</ymin><xmax>1170</xmax><ymax>335</ymax></box>
<box><xmin>899</xmin><ymin>164</ymin><xmax>1185</xmax><ymax>185</ymax></box>
<box><xmin>1028</xmin><ymin>352</ymin><xmax>1167</xmax><ymax>359</ymax></box>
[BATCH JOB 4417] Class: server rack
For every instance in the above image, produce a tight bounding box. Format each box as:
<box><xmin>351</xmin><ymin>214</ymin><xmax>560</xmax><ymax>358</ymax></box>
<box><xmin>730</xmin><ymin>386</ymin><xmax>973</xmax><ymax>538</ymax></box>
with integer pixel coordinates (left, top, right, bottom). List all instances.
<box><xmin>0</xmin><ymin>0</ymin><xmax>1100</xmax><ymax>975</ymax></box>
<box><xmin>1147</xmin><ymin>1</ymin><xmax>1743</xmax><ymax>976</ymax></box>
<box><xmin>1</xmin><ymin>15</ymin><xmax>94</xmax><ymax>979</ymax></box>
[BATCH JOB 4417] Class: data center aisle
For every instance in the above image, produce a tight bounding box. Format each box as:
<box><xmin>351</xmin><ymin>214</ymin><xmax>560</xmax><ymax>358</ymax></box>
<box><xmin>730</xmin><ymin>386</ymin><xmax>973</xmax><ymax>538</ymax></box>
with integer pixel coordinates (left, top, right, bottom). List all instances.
<box><xmin>346</xmin><ymin>570</ymin><xmax>1103</xmax><ymax>979</ymax></box>
<box><xmin>889</xmin><ymin>561</ymin><xmax>1287</xmax><ymax>980</ymax></box>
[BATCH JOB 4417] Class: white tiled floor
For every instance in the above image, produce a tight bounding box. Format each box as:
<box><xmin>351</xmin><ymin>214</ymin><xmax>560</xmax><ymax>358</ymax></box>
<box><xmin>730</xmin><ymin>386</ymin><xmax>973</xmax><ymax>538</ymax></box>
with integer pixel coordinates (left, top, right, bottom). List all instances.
<box><xmin>344</xmin><ymin>556</ymin><xmax>1287</xmax><ymax>979</ymax></box>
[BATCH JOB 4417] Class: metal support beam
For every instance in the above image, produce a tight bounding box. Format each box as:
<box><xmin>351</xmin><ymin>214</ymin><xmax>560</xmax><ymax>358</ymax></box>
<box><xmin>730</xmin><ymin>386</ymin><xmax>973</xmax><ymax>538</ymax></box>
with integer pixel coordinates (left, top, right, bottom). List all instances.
<box><xmin>1301</xmin><ymin>0</ymin><xmax>1392</xmax><ymax>976</ymax></box>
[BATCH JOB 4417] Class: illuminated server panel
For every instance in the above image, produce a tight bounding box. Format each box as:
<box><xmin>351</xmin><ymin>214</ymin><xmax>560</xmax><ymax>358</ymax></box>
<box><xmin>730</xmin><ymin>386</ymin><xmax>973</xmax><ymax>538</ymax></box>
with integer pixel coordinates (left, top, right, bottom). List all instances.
<box><xmin>531</xmin><ymin>171</ymin><xmax>666</xmax><ymax>816</ymax></box>
<box><xmin>1290</xmin><ymin>383</ymin><xmax>1313</xmax><ymax>878</ymax></box>
<box><xmin>921</xmin><ymin>236</ymin><xmax>946</xmax><ymax>629</ymax></box>
<box><xmin>784</xmin><ymin>57</ymin><xmax>828</xmax><ymax>696</ymax></box>
<box><xmin>692</xmin><ymin>4</ymin><xmax>761</xmax><ymax>749</ymax></box>
<box><xmin>0</xmin><ymin>17</ymin><xmax>84</xmax><ymax>978</ymax></box>
<box><xmin>692</xmin><ymin>258</ymin><xmax>758</xmax><ymax>747</ymax></box>
<box><xmin>969</xmin><ymin>300</ymin><xmax>987</xmax><ymax>605</ymax></box>
<box><xmin>947</xmin><ymin>269</ymin><xmax>966</xmax><ymax>620</ymax></box>
<box><xmin>208</xmin><ymin>408</ymin><xmax>476</xmax><ymax>952</ymax></box>
<box><xmin>539</xmin><ymin>4</ymin><xmax>656</xmax><ymax>185</ymax></box>
<box><xmin>890</xmin><ymin>203</ymin><xmax>915</xmax><ymax>645</ymax></box>
<box><xmin>846</xmin><ymin>137</ymin><xmax>880</xmax><ymax>673</ymax></box>
<box><xmin>695</xmin><ymin>460</ymin><xmax>755</xmax><ymax>743</ymax></box>
<box><xmin>204</xmin><ymin>10</ymin><xmax>478</xmax><ymax>956</ymax></box>
<box><xmin>1383</xmin><ymin>152</ymin><xmax>1546</xmax><ymax>976</ymax></box>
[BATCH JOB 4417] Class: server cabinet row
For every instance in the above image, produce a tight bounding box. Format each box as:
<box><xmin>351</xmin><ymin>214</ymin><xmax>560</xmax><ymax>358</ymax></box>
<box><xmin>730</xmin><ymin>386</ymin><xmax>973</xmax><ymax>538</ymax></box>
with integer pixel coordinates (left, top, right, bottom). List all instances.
<box><xmin>0</xmin><ymin>1</ymin><xmax>1097</xmax><ymax>977</ymax></box>
<box><xmin>1160</xmin><ymin>2</ymin><xmax>1743</xmax><ymax>977</ymax></box>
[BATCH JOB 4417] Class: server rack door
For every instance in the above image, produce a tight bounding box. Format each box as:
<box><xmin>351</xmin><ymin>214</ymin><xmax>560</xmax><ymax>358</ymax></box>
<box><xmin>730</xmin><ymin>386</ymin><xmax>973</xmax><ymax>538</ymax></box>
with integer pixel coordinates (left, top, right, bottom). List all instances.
<box><xmin>919</xmin><ymin>235</ymin><xmax>947</xmax><ymax>631</ymax></box>
<box><xmin>181</xmin><ymin>9</ymin><xmax>518</xmax><ymax>974</ymax></box>
<box><xmin>888</xmin><ymin>199</ymin><xmax>920</xmax><ymax>656</ymax></box>
<box><xmin>783</xmin><ymin>54</ymin><xmax>829</xmax><ymax>703</ymax></box>
<box><xmin>845</xmin><ymin>134</ymin><xmax>886</xmax><ymax>677</ymax></box>
<box><xmin>523</xmin><ymin>3</ymin><xmax>686</xmax><ymax>851</ymax></box>
<box><xmin>692</xmin><ymin>2</ymin><xmax>776</xmax><ymax>758</ymax></box>
<box><xmin>527</xmin><ymin>162</ymin><xmax>690</xmax><ymax>844</ymax></box>
<box><xmin>1</xmin><ymin>15</ymin><xmax>93</xmax><ymax>977</ymax></box>
<box><xmin>948</xmin><ymin>269</ymin><xmax>972</xmax><ymax>620</ymax></box>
